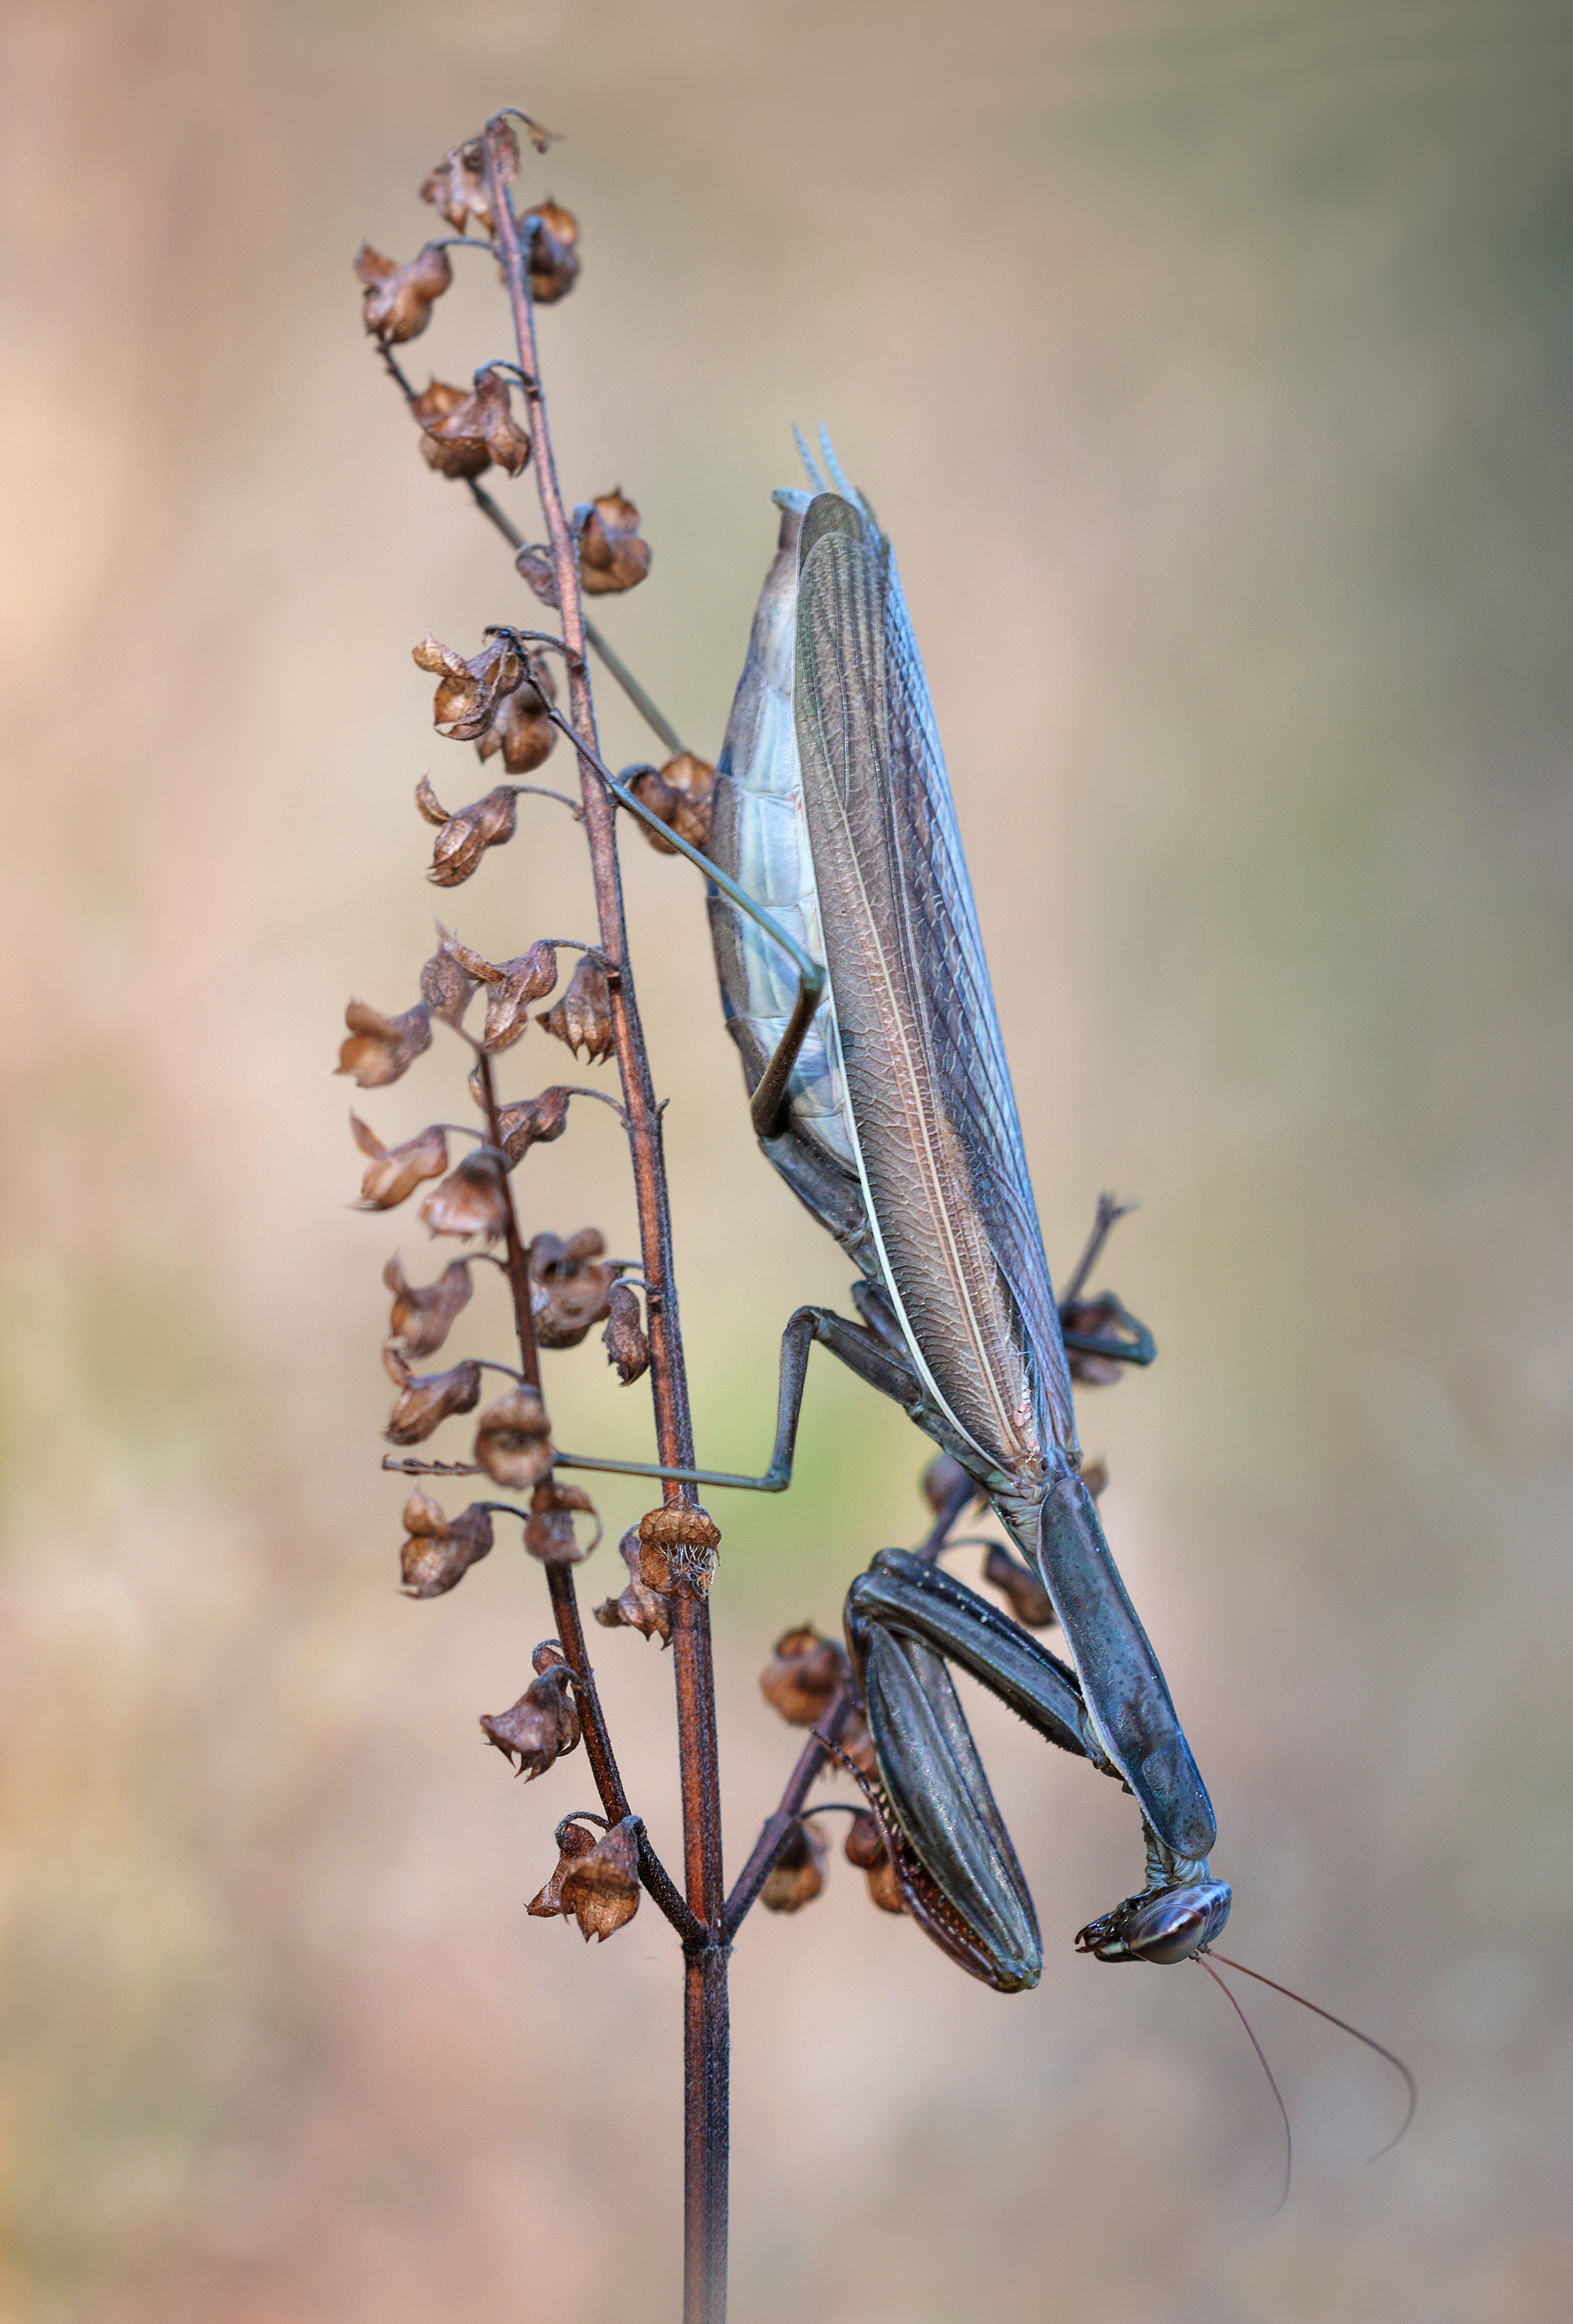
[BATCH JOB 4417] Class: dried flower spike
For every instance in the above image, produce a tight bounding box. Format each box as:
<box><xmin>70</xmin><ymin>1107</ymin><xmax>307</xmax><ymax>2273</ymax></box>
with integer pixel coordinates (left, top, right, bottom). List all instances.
<box><xmin>637</xmin><ymin>1503</ymin><xmax>721</xmax><ymax>1600</ymax></box>
<box><xmin>477</xmin><ymin>663</ymin><xmax>556</xmax><ymax>775</ymax></box>
<box><xmin>336</xmin><ymin>999</ymin><xmax>432</xmax><ymax>1088</ymax></box>
<box><xmin>528</xmin><ymin>200</ymin><xmax>580</xmax><ymax>304</ymax></box>
<box><xmin>413</xmin><ymin>634</ymin><xmax>525</xmax><ymax>745</ymax></box>
<box><xmin>577</xmin><ymin>490</ymin><xmax>650</xmax><ymax>596</ymax></box>
<box><xmin>537</xmin><ymin>953</ymin><xmax>614</xmax><ymax>1061</ymax></box>
<box><xmin>496</xmin><ymin>1087</ymin><xmax>571</xmax><ymax>1163</ymax></box>
<box><xmin>399</xmin><ymin>1488</ymin><xmax>494</xmax><ymax>1597</ymax></box>
<box><xmin>474</xmin><ymin>1385</ymin><xmax>553</xmax><ymax>1490</ymax></box>
<box><xmin>559</xmin><ymin>1814</ymin><xmax>642</xmax><ymax>1941</ymax></box>
<box><xmin>982</xmin><ymin>1543</ymin><xmax>1058</xmax><ymax>1631</ymax></box>
<box><xmin>628</xmin><ymin>755</ymin><xmax>717</xmax><ymax>855</ymax></box>
<box><xmin>420</xmin><ymin>122</ymin><xmax>519</xmax><ymax>237</ymax></box>
<box><xmin>525</xmin><ymin>1477</ymin><xmax>601</xmax><ymax>1566</ymax></box>
<box><xmin>420</xmin><ymin>1149</ymin><xmax>511</xmax><ymax>1243</ymax></box>
<box><xmin>480</xmin><ymin>1662</ymin><xmax>580</xmax><ymax>1779</ymax></box>
<box><xmin>382</xmin><ymin>1345</ymin><xmax>484</xmax><ymax>1445</ymax></box>
<box><xmin>354</xmin><ymin>242</ymin><xmax>453</xmax><ymax>343</ymax></box>
<box><xmin>528</xmin><ymin>1815</ymin><xmax>601</xmax><ymax>1918</ymax></box>
<box><xmin>593</xmin><ymin>1525</ymin><xmax>673</xmax><ymax>1646</ymax></box>
<box><xmin>759</xmin><ymin>1819</ymin><xmax>828</xmax><ymax>1914</ymax></box>
<box><xmin>384</xmin><ymin>1254</ymin><xmax>474</xmax><ymax>1360</ymax></box>
<box><xmin>759</xmin><ymin>1624</ymin><xmax>847</xmax><ymax>1727</ymax></box>
<box><xmin>602</xmin><ymin>1281</ymin><xmax>649</xmax><ymax>1385</ymax></box>
<box><xmin>350</xmin><ymin>1117</ymin><xmax>449</xmax><ymax>1210</ymax></box>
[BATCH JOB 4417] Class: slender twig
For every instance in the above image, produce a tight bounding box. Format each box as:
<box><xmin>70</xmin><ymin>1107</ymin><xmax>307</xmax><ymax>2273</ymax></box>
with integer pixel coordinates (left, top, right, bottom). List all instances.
<box><xmin>483</xmin><ymin>124</ymin><xmax>729</xmax><ymax>2321</ymax></box>
<box><xmin>723</xmin><ymin>1682</ymin><xmax>856</xmax><ymax>1938</ymax></box>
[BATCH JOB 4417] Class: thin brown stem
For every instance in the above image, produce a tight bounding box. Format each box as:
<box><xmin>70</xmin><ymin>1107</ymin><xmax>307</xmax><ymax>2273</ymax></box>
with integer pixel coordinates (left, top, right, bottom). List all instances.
<box><xmin>724</xmin><ymin>1682</ymin><xmax>856</xmax><ymax>1937</ymax></box>
<box><xmin>484</xmin><ymin>123</ymin><xmax>728</xmax><ymax>2319</ymax></box>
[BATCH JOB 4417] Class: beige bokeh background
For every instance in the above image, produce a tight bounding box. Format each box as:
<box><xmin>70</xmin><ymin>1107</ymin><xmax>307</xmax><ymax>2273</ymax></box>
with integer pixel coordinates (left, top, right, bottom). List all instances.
<box><xmin>4</xmin><ymin>2</ymin><xmax>1573</xmax><ymax>2319</ymax></box>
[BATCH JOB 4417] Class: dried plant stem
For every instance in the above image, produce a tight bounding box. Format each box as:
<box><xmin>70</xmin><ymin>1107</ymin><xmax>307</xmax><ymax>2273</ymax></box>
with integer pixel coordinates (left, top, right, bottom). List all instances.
<box><xmin>484</xmin><ymin>123</ymin><xmax>730</xmax><ymax>2323</ymax></box>
<box><xmin>724</xmin><ymin>1684</ymin><xmax>856</xmax><ymax>1937</ymax></box>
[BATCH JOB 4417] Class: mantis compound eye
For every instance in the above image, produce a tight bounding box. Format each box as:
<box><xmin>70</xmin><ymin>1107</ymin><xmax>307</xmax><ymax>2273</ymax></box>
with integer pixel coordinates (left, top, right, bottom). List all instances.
<box><xmin>1076</xmin><ymin>1875</ymin><xmax>1232</xmax><ymax>1964</ymax></box>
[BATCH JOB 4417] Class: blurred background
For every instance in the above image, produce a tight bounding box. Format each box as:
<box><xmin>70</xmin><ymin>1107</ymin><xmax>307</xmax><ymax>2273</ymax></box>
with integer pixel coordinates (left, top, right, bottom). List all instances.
<box><xmin>4</xmin><ymin>2</ymin><xmax>1573</xmax><ymax>2318</ymax></box>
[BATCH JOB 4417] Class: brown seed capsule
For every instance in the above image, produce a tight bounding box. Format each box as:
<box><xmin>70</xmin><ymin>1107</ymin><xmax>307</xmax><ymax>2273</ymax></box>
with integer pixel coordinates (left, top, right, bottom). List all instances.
<box><xmin>382</xmin><ymin>1345</ymin><xmax>484</xmax><ymax>1445</ymax></box>
<box><xmin>537</xmin><ymin>953</ymin><xmax>614</xmax><ymax>1061</ymax></box>
<box><xmin>350</xmin><ymin>1117</ymin><xmax>449</xmax><ymax>1210</ymax></box>
<box><xmin>399</xmin><ymin>1489</ymin><xmax>494</xmax><ymax>1597</ymax></box>
<box><xmin>480</xmin><ymin>1662</ymin><xmax>580</xmax><ymax>1780</ymax></box>
<box><xmin>415</xmin><ymin>774</ymin><xmax>449</xmax><ymax>827</ymax></box>
<box><xmin>384</xmin><ymin>1253</ymin><xmax>474</xmax><ymax>1360</ymax></box>
<box><xmin>982</xmin><ymin>1543</ymin><xmax>1058</xmax><ymax>1630</ymax></box>
<box><xmin>845</xmin><ymin>1811</ymin><xmax>905</xmax><ymax>1915</ymax></box>
<box><xmin>529</xmin><ymin>1228</ymin><xmax>626</xmax><ymax>1349</ymax></box>
<box><xmin>496</xmin><ymin>1086</ymin><xmax>572</xmax><ymax>1163</ymax></box>
<box><xmin>336</xmin><ymin>999</ymin><xmax>432</xmax><ymax>1088</ymax></box>
<box><xmin>528</xmin><ymin>199</ymin><xmax>580</xmax><ymax>303</ymax></box>
<box><xmin>602</xmin><ymin>1281</ymin><xmax>649</xmax><ymax>1385</ymax></box>
<box><xmin>759</xmin><ymin>1819</ymin><xmax>828</xmax><ymax>1914</ymax></box>
<box><xmin>759</xmin><ymin>1624</ymin><xmax>847</xmax><ymax>1726</ymax></box>
<box><xmin>419</xmin><ymin>122</ymin><xmax>519</xmax><ymax>235</ymax></box>
<box><xmin>628</xmin><ymin>755</ymin><xmax>717</xmax><ymax>855</ymax></box>
<box><xmin>479</xmin><ymin>940</ymin><xmax>558</xmax><ymax>1053</ymax></box>
<box><xmin>1081</xmin><ymin>1456</ymin><xmax>1109</xmax><ymax>1501</ymax></box>
<box><xmin>419</xmin><ymin>1149</ymin><xmax>510</xmax><ymax>1243</ymax></box>
<box><xmin>636</xmin><ymin>1503</ymin><xmax>721</xmax><ymax>1599</ymax></box>
<box><xmin>415</xmin><ymin>780</ymin><xmax>521</xmax><ymax>889</ymax></box>
<box><xmin>354</xmin><ymin>241</ymin><xmax>453</xmax><ymax>343</ymax></box>
<box><xmin>514</xmin><ymin>544</ymin><xmax>559</xmax><ymax>608</ymax></box>
<box><xmin>837</xmin><ymin>1708</ymin><xmax>879</xmax><ymax>1781</ymax></box>
<box><xmin>577</xmin><ymin>490</ymin><xmax>651</xmax><ymax>596</ymax></box>
<box><xmin>525</xmin><ymin>1477</ymin><xmax>601</xmax><ymax>1567</ymax></box>
<box><xmin>593</xmin><ymin>1525</ymin><xmax>673</xmax><ymax>1646</ymax></box>
<box><xmin>408</xmin><ymin>379</ymin><xmax>492</xmax><ymax>480</ymax></box>
<box><xmin>474</xmin><ymin>1385</ymin><xmax>553</xmax><ymax>1490</ymax></box>
<box><xmin>558</xmin><ymin>1814</ymin><xmax>642</xmax><ymax>1942</ymax></box>
<box><xmin>921</xmin><ymin>1452</ymin><xmax>981</xmax><ymax>1518</ymax></box>
<box><xmin>419</xmin><ymin>943</ymin><xmax>473</xmax><ymax>1028</ymax></box>
<box><xmin>528</xmin><ymin>1815</ymin><xmax>601</xmax><ymax>1917</ymax></box>
<box><xmin>477</xmin><ymin>662</ymin><xmax>556</xmax><ymax>776</ymax></box>
<box><xmin>412</xmin><ymin>634</ymin><xmax>525</xmax><ymax>746</ymax></box>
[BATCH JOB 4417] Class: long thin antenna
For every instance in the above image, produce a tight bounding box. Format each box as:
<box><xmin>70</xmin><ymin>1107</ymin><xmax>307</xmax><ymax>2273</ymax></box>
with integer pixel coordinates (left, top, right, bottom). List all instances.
<box><xmin>1203</xmin><ymin>1949</ymin><xmax>1417</xmax><ymax>2159</ymax></box>
<box><xmin>793</xmin><ymin>424</ymin><xmax>828</xmax><ymax>493</ymax></box>
<box><xmin>817</xmin><ymin>425</ymin><xmax>855</xmax><ymax>499</ymax></box>
<box><xmin>1197</xmin><ymin>1955</ymin><xmax>1292</xmax><ymax>2216</ymax></box>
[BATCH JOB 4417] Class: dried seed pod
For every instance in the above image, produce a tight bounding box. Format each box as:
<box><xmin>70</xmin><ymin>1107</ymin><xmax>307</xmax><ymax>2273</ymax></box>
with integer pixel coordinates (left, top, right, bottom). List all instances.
<box><xmin>480</xmin><ymin>941</ymin><xmax>558</xmax><ymax>1053</ymax></box>
<box><xmin>921</xmin><ymin>1452</ymin><xmax>981</xmax><ymax>1518</ymax></box>
<box><xmin>514</xmin><ymin>544</ymin><xmax>559</xmax><ymax>608</ymax></box>
<box><xmin>350</xmin><ymin>1117</ymin><xmax>449</xmax><ymax>1210</ymax></box>
<box><xmin>477</xmin><ymin>662</ymin><xmax>556</xmax><ymax>775</ymax></box>
<box><xmin>336</xmin><ymin>999</ymin><xmax>432</xmax><ymax>1088</ymax></box>
<box><xmin>408</xmin><ymin>379</ymin><xmax>491</xmax><ymax>480</ymax></box>
<box><xmin>528</xmin><ymin>199</ymin><xmax>580</xmax><ymax>303</ymax></box>
<box><xmin>759</xmin><ymin>1624</ymin><xmax>847</xmax><ymax>1726</ymax></box>
<box><xmin>474</xmin><ymin>1385</ymin><xmax>552</xmax><ymax>1490</ymax></box>
<box><xmin>845</xmin><ymin>1811</ymin><xmax>905</xmax><ymax>1915</ymax></box>
<box><xmin>837</xmin><ymin>1707</ymin><xmax>879</xmax><ymax>1780</ymax></box>
<box><xmin>529</xmin><ymin>1227</ymin><xmax>626</xmax><ymax>1349</ymax></box>
<box><xmin>420</xmin><ymin>122</ymin><xmax>519</xmax><ymax>235</ymax></box>
<box><xmin>399</xmin><ymin>1489</ymin><xmax>494</xmax><ymax>1597</ymax></box>
<box><xmin>537</xmin><ymin>953</ymin><xmax>614</xmax><ymax>1061</ymax></box>
<box><xmin>419</xmin><ymin>1149</ymin><xmax>510</xmax><ymax>1243</ymax></box>
<box><xmin>1081</xmin><ymin>1456</ymin><xmax>1109</xmax><ymax>1501</ymax></box>
<box><xmin>412</xmin><ymin>633</ymin><xmax>525</xmax><ymax>745</ymax></box>
<box><xmin>354</xmin><ymin>241</ymin><xmax>453</xmax><ymax>342</ymax></box>
<box><xmin>628</xmin><ymin>754</ymin><xmax>717</xmax><ymax>855</ymax></box>
<box><xmin>759</xmin><ymin>1819</ymin><xmax>828</xmax><ymax>1914</ymax></box>
<box><xmin>636</xmin><ymin>1503</ymin><xmax>721</xmax><ymax>1599</ymax></box>
<box><xmin>528</xmin><ymin>1815</ymin><xmax>601</xmax><ymax>1917</ymax></box>
<box><xmin>384</xmin><ymin>1254</ymin><xmax>474</xmax><ymax>1360</ymax></box>
<box><xmin>602</xmin><ymin>1281</ymin><xmax>649</xmax><ymax>1385</ymax></box>
<box><xmin>415</xmin><ymin>779</ymin><xmax>521</xmax><ymax>888</ymax></box>
<box><xmin>415</xmin><ymin>775</ymin><xmax>449</xmax><ymax>827</ymax></box>
<box><xmin>480</xmin><ymin>1662</ymin><xmax>580</xmax><ymax>1779</ymax></box>
<box><xmin>525</xmin><ymin>1477</ymin><xmax>601</xmax><ymax>1567</ymax></box>
<box><xmin>411</xmin><ymin>369</ymin><xmax>531</xmax><ymax>480</ymax></box>
<box><xmin>982</xmin><ymin>1543</ymin><xmax>1057</xmax><ymax>1630</ymax></box>
<box><xmin>593</xmin><ymin>1525</ymin><xmax>673</xmax><ymax>1646</ymax></box>
<box><xmin>496</xmin><ymin>1086</ymin><xmax>571</xmax><ymax>1163</ymax></box>
<box><xmin>577</xmin><ymin>490</ymin><xmax>650</xmax><ymax>596</ymax></box>
<box><xmin>382</xmin><ymin>1345</ymin><xmax>484</xmax><ymax>1445</ymax></box>
<box><xmin>419</xmin><ymin>943</ymin><xmax>473</xmax><ymax>1028</ymax></box>
<box><xmin>559</xmin><ymin>1814</ymin><xmax>642</xmax><ymax>1941</ymax></box>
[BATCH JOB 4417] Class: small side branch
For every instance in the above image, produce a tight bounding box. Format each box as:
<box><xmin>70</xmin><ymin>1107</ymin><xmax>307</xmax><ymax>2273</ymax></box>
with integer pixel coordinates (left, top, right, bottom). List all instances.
<box><xmin>723</xmin><ymin>1683</ymin><xmax>856</xmax><ymax>1940</ymax></box>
